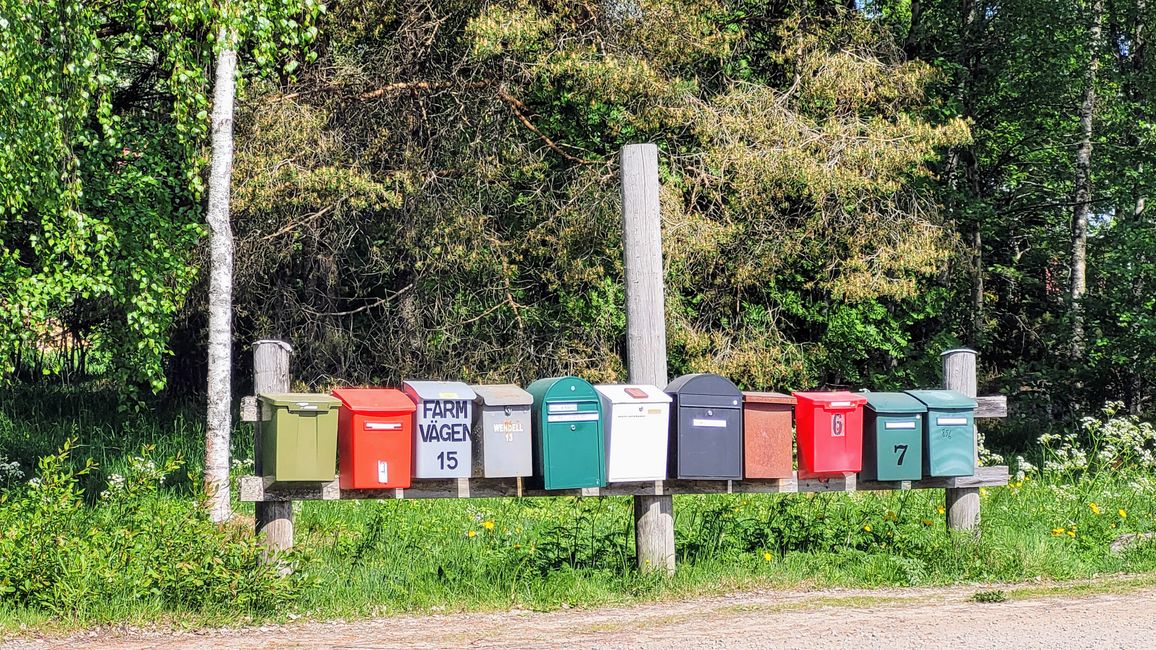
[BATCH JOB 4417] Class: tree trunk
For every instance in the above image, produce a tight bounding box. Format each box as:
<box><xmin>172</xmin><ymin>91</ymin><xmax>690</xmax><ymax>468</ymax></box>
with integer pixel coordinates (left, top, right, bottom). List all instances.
<box><xmin>1070</xmin><ymin>0</ymin><xmax>1105</xmax><ymax>360</ymax></box>
<box><xmin>204</xmin><ymin>28</ymin><xmax>239</xmax><ymax>524</ymax></box>
<box><xmin>905</xmin><ymin>0</ymin><xmax>923</xmax><ymax>58</ymax></box>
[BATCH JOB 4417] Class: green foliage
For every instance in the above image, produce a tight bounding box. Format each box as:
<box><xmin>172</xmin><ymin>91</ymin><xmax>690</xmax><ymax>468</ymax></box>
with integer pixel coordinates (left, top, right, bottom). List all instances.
<box><xmin>0</xmin><ymin>441</ymin><xmax>302</xmax><ymax>617</ymax></box>
<box><xmin>970</xmin><ymin>589</ymin><xmax>1007</xmax><ymax>603</ymax></box>
<box><xmin>0</xmin><ymin>0</ymin><xmax>322</xmax><ymax>392</ymax></box>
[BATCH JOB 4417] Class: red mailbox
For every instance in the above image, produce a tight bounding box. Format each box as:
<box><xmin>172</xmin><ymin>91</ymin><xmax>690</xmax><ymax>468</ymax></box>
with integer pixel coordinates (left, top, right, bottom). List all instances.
<box><xmin>792</xmin><ymin>391</ymin><xmax>867</xmax><ymax>477</ymax></box>
<box><xmin>332</xmin><ymin>388</ymin><xmax>415</xmax><ymax>489</ymax></box>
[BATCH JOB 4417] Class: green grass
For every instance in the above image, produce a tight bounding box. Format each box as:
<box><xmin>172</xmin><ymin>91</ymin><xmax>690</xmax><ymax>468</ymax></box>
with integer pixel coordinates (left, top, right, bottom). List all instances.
<box><xmin>2</xmin><ymin>386</ymin><xmax>1156</xmax><ymax>635</ymax></box>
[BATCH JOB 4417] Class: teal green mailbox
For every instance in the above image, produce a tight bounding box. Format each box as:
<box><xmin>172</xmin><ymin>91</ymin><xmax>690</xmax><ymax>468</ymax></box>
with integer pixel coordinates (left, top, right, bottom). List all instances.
<box><xmin>862</xmin><ymin>392</ymin><xmax>925</xmax><ymax>481</ymax></box>
<box><xmin>906</xmin><ymin>389</ymin><xmax>977</xmax><ymax>477</ymax></box>
<box><xmin>527</xmin><ymin>376</ymin><xmax>606</xmax><ymax>490</ymax></box>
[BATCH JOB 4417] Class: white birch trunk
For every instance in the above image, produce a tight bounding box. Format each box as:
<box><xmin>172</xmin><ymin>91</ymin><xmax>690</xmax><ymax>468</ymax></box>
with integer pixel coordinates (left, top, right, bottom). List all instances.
<box><xmin>1071</xmin><ymin>0</ymin><xmax>1104</xmax><ymax>360</ymax></box>
<box><xmin>204</xmin><ymin>28</ymin><xmax>238</xmax><ymax>524</ymax></box>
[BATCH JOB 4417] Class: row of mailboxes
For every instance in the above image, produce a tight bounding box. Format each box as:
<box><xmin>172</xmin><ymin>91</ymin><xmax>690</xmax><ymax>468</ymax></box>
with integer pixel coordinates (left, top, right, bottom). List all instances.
<box><xmin>256</xmin><ymin>376</ymin><xmax>979</xmax><ymax>487</ymax></box>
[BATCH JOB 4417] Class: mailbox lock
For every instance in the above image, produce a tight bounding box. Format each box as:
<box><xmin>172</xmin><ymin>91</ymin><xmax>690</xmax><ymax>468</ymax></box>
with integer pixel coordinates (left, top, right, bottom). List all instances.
<box><xmin>707</xmin><ymin>409</ymin><xmax>714</xmax><ymax>416</ymax></box>
<box><xmin>570</xmin><ymin>424</ymin><xmax>576</xmax><ymax>431</ymax></box>
<box><xmin>504</xmin><ymin>406</ymin><xmax>512</xmax><ymax>416</ymax></box>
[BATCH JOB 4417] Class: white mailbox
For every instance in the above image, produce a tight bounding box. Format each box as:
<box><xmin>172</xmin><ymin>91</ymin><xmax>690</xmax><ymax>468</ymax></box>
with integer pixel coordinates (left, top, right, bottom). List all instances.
<box><xmin>402</xmin><ymin>380</ymin><xmax>477</xmax><ymax>479</ymax></box>
<box><xmin>594</xmin><ymin>384</ymin><xmax>671</xmax><ymax>482</ymax></box>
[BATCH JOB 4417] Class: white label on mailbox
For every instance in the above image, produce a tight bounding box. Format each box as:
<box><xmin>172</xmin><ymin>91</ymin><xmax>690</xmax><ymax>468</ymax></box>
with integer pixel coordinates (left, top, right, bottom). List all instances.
<box><xmin>414</xmin><ymin>398</ymin><xmax>472</xmax><ymax>478</ymax></box>
<box><xmin>692</xmin><ymin>418</ymin><xmax>727</xmax><ymax>428</ymax></box>
<box><xmin>365</xmin><ymin>421</ymin><xmax>402</xmax><ymax>431</ymax></box>
<box><xmin>547</xmin><ymin>413</ymin><xmax>599</xmax><ymax>423</ymax></box>
<box><xmin>830</xmin><ymin>401</ymin><xmax>852</xmax><ymax>407</ymax></box>
<box><xmin>884</xmin><ymin>421</ymin><xmax>917</xmax><ymax>430</ymax></box>
<box><xmin>296</xmin><ymin>403</ymin><xmax>318</xmax><ymax>410</ymax></box>
<box><xmin>937</xmin><ymin>417</ymin><xmax>968</xmax><ymax>426</ymax></box>
<box><xmin>377</xmin><ymin>460</ymin><xmax>388</xmax><ymax>483</ymax></box>
<box><xmin>548</xmin><ymin>403</ymin><xmax>579</xmax><ymax>413</ymax></box>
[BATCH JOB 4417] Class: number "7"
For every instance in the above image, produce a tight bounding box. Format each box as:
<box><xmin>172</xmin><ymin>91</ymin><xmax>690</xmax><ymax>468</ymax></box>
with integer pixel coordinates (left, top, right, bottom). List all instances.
<box><xmin>893</xmin><ymin>444</ymin><xmax>908</xmax><ymax>465</ymax></box>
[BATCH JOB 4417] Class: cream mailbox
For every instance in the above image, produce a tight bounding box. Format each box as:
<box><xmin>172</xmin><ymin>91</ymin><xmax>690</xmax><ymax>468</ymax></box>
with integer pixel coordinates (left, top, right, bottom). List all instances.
<box><xmin>402</xmin><ymin>380</ymin><xmax>477</xmax><ymax>479</ymax></box>
<box><xmin>595</xmin><ymin>384</ymin><xmax>671</xmax><ymax>482</ymax></box>
<box><xmin>470</xmin><ymin>384</ymin><xmax>534</xmax><ymax>478</ymax></box>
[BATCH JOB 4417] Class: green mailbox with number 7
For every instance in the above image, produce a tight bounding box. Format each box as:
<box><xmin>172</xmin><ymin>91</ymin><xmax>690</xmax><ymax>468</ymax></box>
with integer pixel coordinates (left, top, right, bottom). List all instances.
<box><xmin>906</xmin><ymin>389</ymin><xmax>978</xmax><ymax>477</ymax></box>
<box><xmin>862</xmin><ymin>392</ymin><xmax>925</xmax><ymax>481</ymax></box>
<box><xmin>527</xmin><ymin>376</ymin><xmax>606</xmax><ymax>490</ymax></box>
<box><xmin>402</xmin><ymin>380</ymin><xmax>477</xmax><ymax>479</ymax></box>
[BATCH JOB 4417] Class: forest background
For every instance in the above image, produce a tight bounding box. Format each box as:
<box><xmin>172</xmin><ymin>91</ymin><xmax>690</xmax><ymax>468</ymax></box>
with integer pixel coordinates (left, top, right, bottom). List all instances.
<box><xmin>4</xmin><ymin>0</ymin><xmax>1155</xmax><ymax>456</ymax></box>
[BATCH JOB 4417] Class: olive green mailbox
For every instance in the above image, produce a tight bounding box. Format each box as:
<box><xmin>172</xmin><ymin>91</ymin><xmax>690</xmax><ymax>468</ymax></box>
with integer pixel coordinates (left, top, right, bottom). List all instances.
<box><xmin>257</xmin><ymin>392</ymin><xmax>341</xmax><ymax>482</ymax></box>
<box><xmin>862</xmin><ymin>392</ymin><xmax>925</xmax><ymax>481</ymax></box>
<box><xmin>906</xmin><ymin>389</ymin><xmax>977</xmax><ymax>477</ymax></box>
<box><xmin>527</xmin><ymin>376</ymin><xmax>606</xmax><ymax>490</ymax></box>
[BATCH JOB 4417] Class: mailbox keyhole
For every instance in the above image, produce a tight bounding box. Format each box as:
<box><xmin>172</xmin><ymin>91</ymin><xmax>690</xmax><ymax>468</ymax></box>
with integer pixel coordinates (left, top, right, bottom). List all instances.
<box><xmin>504</xmin><ymin>407</ymin><xmax>511</xmax><ymax>416</ymax></box>
<box><xmin>570</xmin><ymin>424</ymin><xmax>576</xmax><ymax>431</ymax></box>
<box><xmin>707</xmin><ymin>409</ymin><xmax>714</xmax><ymax>416</ymax></box>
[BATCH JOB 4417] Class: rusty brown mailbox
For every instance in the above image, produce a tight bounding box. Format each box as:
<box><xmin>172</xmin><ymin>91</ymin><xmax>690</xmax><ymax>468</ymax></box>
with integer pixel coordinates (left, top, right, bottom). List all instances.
<box><xmin>742</xmin><ymin>392</ymin><xmax>795</xmax><ymax>479</ymax></box>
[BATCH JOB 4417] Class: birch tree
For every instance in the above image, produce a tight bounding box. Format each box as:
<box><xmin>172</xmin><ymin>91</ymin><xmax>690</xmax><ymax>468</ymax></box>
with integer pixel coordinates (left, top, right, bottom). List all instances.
<box><xmin>1071</xmin><ymin>0</ymin><xmax>1105</xmax><ymax>359</ymax></box>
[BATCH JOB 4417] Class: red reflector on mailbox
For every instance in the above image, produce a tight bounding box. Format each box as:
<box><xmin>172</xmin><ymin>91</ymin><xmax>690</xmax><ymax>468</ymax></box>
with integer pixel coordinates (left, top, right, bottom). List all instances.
<box><xmin>332</xmin><ymin>387</ymin><xmax>416</xmax><ymax>490</ymax></box>
<box><xmin>792</xmin><ymin>391</ymin><xmax>868</xmax><ymax>477</ymax></box>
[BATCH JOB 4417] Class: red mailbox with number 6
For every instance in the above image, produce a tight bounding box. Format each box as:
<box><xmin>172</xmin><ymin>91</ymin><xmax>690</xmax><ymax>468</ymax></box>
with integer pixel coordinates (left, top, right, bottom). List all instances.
<box><xmin>332</xmin><ymin>387</ymin><xmax>415</xmax><ymax>489</ymax></box>
<box><xmin>793</xmin><ymin>391</ymin><xmax>868</xmax><ymax>477</ymax></box>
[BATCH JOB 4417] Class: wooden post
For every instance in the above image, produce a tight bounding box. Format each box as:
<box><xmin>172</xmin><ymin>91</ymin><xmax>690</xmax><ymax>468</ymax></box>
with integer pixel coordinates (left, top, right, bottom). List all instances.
<box><xmin>621</xmin><ymin>143</ymin><xmax>675</xmax><ymax>575</ymax></box>
<box><xmin>253</xmin><ymin>339</ymin><xmax>295</xmax><ymax>556</ymax></box>
<box><xmin>942</xmin><ymin>348</ymin><xmax>981</xmax><ymax>533</ymax></box>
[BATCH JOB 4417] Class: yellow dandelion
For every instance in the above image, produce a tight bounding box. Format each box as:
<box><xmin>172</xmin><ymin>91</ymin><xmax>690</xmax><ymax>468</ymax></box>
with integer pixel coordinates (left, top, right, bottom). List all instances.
<box><xmin>467</xmin><ymin>530</ymin><xmax>477</xmax><ymax>538</ymax></box>
<box><xmin>1119</xmin><ymin>508</ymin><xmax>1128</xmax><ymax>519</ymax></box>
<box><xmin>1051</xmin><ymin>528</ymin><xmax>1066</xmax><ymax>536</ymax></box>
<box><xmin>1067</xmin><ymin>530</ymin><xmax>1076</xmax><ymax>538</ymax></box>
<box><xmin>1089</xmin><ymin>502</ymin><xmax>1101</xmax><ymax>515</ymax></box>
<box><xmin>514</xmin><ymin>543</ymin><xmax>522</xmax><ymax>549</ymax></box>
<box><xmin>482</xmin><ymin>520</ymin><xmax>495</xmax><ymax>530</ymax></box>
<box><xmin>937</xmin><ymin>506</ymin><xmax>946</xmax><ymax>515</ymax></box>
<box><xmin>763</xmin><ymin>551</ymin><xmax>773</xmax><ymax>562</ymax></box>
<box><xmin>921</xmin><ymin>518</ymin><xmax>934</xmax><ymax>526</ymax></box>
<box><xmin>1110</xmin><ymin>524</ymin><xmax>1117</xmax><ymax>529</ymax></box>
<box><xmin>863</xmin><ymin>524</ymin><xmax>873</xmax><ymax>532</ymax></box>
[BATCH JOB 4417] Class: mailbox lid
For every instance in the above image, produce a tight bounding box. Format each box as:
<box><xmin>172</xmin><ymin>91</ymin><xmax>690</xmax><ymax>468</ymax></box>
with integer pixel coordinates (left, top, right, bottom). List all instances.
<box><xmin>665</xmin><ymin>373</ymin><xmax>741</xmax><ymax>398</ymax></box>
<box><xmin>402</xmin><ymin>380</ymin><xmax>477</xmax><ymax>402</ymax></box>
<box><xmin>332</xmin><ymin>387</ymin><xmax>416</xmax><ymax>414</ymax></box>
<box><xmin>594</xmin><ymin>384</ymin><xmax>672</xmax><ymax>405</ymax></box>
<box><xmin>864</xmin><ymin>392</ymin><xmax>926</xmax><ymax>415</ymax></box>
<box><xmin>743</xmin><ymin>391</ymin><xmax>796</xmax><ymax>405</ymax></box>
<box><xmin>471</xmin><ymin>384</ymin><xmax>533</xmax><ymax>407</ymax></box>
<box><xmin>793</xmin><ymin>391</ymin><xmax>868</xmax><ymax>409</ymax></box>
<box><xmin>260</xmin><ymin>392</ymin><xmax>341</xmax><ymax>413</ymax></box>
<box><xmin>527</xmin><ymin>376</ymin><xmax>600</xmax><ymax>404</ymax></box>
<box><xmin>905</xmin><ymin>389</ymin><xmax>977</xmax><ymax>410</ymax></box>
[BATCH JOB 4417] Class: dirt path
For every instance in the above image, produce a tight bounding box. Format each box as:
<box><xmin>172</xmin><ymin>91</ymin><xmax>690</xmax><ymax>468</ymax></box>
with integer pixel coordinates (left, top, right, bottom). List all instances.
<box><xmin>6</xmin><ymin>582</ymin><xmax>1156</xmax><ymax>650</ymax></box>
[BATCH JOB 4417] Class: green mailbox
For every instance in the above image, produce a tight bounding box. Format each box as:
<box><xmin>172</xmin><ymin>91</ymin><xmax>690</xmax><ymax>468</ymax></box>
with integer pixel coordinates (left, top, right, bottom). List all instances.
<box><xmin>257</xmin><ymin>392</ymin><xmax>341</xmax><ymax>482</ymax></box>
<box><xmin>906</xmin><ymin>389</ymin><xmax>977</xmax><ymax>477</ymax></box>
<box><xmin>527</xmin><ymin>376</ymin><xmax>606</xmax><ymax>490</ymax></box>
<box><xmin>862</xmin><ymin>392</ymin><xmax>925</xmax><ymax>481</ymax></box>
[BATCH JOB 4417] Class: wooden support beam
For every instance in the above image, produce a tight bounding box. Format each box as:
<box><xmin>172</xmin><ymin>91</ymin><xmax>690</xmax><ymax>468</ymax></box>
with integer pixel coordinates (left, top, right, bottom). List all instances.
<box><xmin>943</xmin><ymin>348</ymin><xmax>982</xmax><ymax>534</ymax></box>
<box><xmin>239</xmin><ymin>466</ymin><xmax>1009</xmax><ymax>502</ymax></box>
<box><xmin>975</xmin><ymin>395</ymin><xmax>1007</xmax><ymax>419</ymax></box>
<box><xmin>621</xmin><ymin>143</ymin><xmax>676</xmax><ymax>576</ymax></box>
<box><xmin>252</xmin><ymin>340</ymin><xmax>295</xmax><ymax>559</ymax></box>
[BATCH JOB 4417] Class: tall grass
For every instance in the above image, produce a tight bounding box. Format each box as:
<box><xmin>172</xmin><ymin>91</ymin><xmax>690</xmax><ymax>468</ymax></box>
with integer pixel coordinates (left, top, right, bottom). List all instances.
<box><xmin>1</xmin><ymin>386</ymin><xmax>1155</xmax><ymax>631</ymax></box>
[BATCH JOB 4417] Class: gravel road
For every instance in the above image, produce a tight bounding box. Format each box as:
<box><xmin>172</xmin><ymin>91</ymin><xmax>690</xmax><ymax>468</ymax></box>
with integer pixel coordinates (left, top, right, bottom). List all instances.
<box><xmin>5</xmin><ymin>582</ymin><xmax>1155</xmax><ymax>649</ymax></box>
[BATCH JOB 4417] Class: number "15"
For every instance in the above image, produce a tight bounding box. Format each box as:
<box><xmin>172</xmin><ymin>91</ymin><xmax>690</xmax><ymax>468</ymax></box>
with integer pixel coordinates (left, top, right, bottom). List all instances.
<box><xmin>437</xmin><ymin>451</ymin><xmax>458</xmax><ymax>470</ymax></box>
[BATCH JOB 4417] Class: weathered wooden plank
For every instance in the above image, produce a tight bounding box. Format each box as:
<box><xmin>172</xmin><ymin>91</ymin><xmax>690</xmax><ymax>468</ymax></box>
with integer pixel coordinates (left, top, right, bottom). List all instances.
<box><xmin>240</xmin><ymin>395</ymin><xmax>258</xmax><ymax>423</ymax></box>
<box><xmin>240</xmin><ymin>467</ymin><xmax>1009</xmax><ymax>502</ymax></box>
<box><xmin>976</xmin><ymin>395</ymin><xmax>1007</xmax><ymax>419</ymax></box>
